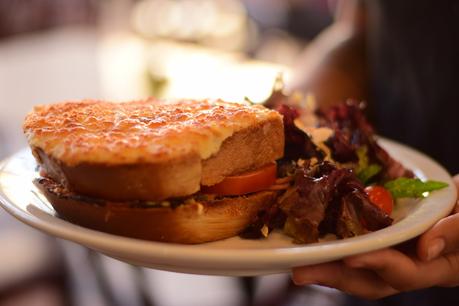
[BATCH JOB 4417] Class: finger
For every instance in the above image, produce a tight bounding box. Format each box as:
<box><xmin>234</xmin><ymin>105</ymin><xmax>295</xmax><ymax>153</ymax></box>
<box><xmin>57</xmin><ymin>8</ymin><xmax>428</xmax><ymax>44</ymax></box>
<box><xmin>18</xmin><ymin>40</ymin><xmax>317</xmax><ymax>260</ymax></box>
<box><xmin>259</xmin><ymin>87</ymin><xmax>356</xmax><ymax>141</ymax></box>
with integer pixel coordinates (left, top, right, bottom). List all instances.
<box><xmin>450</xmin><ymin>175</ymin><xmax>459</xmax><ymax>215</ymax></box>
<box><xmin>292</xmin><ymin>262</ymin><xmax>398</xmax><ymax>299</ymax></box>
<box><xmin>417</xmin><ymin>212</ymin><xmax>459</xmax><ymax>261</ymax></box>
<box><xmin>451</xmin><ymin>174</ymin><xmax>459</xmax><ymax>214</ymax></box>
<box><xmin>415</xmin><ymin>175</ymin><xmax>459</xmax><ymax>261</ymax></box>
<box><xmin>344</xmin><ymin>248</ymin><xmax>420</xmax><ymax>290</ymax></box>
<box><xmin>344</xmin><ymin>248</ymin><xmax>459</xmax><ymax>290</ymax></box>
<box><xmin>453</xmin><ymin>174</ymin><xmax>459</xmax><ymax>194</ymax></box>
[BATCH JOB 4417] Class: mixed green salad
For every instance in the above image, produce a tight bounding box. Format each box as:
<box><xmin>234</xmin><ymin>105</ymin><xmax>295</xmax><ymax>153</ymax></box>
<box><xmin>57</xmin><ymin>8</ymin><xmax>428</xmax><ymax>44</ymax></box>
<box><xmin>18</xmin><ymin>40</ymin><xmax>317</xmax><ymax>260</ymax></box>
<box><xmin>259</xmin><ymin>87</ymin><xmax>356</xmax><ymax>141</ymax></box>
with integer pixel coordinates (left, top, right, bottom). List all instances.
<box><xmin>241</xmin><ymin>89</ymin><xmax>448</xmax><ymax>244</ymax></box>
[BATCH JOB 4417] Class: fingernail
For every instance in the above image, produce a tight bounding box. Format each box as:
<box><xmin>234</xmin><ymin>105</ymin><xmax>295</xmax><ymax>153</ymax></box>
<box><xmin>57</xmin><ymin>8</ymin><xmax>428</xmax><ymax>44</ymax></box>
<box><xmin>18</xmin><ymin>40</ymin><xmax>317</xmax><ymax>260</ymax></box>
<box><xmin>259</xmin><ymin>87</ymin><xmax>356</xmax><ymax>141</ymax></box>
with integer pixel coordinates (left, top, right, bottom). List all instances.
<box><xmin>291</xmin><ymin>269</ymin><xmax>314</xmax><ymax>285</ymax></box>
<box><xmin>427</xmin><ymin>238</ymin><xmax>445</xmax><ymax>260</ymax></box>
<box><xmin>292</xmin><ymin>276</ymin><xmax>314</xmax><ymax>285</ymax></box>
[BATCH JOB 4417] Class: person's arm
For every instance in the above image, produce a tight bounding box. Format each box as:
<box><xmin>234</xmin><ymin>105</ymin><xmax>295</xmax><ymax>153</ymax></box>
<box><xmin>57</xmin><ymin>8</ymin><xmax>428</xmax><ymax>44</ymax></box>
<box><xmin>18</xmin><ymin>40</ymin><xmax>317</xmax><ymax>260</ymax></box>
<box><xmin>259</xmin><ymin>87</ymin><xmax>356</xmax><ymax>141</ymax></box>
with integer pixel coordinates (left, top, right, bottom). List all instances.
<box><xmin>292</xmin><ymin>175</ymin><xmax>459</xmax><ymax>299</ymax></box>
<box><xmin>287</xmin><ymin>0</ymin><xmax>367</xmax><ymax>109</ymax></box>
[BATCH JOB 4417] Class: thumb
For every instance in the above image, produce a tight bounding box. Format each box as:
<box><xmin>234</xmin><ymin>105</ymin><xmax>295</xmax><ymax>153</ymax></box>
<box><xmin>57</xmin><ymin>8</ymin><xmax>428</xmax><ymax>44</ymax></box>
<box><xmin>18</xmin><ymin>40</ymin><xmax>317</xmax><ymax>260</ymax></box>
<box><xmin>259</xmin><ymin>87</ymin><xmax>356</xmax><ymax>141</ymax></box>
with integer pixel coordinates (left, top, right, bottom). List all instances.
<box><xmin>417</xmin><ymin>175</ymin><xmax>459</xmax><ymax>261</ymax></box>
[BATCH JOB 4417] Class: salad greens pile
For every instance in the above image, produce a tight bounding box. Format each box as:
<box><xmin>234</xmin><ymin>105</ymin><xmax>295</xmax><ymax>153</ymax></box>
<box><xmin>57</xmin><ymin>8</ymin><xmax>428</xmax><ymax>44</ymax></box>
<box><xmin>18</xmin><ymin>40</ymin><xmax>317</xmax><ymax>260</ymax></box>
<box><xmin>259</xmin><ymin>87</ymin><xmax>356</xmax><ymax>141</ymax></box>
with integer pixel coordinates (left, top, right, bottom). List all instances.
<box><xmin>242</xmin><ymin>96</ymin><xmax>448</xmax><ymax>244</ymax></box>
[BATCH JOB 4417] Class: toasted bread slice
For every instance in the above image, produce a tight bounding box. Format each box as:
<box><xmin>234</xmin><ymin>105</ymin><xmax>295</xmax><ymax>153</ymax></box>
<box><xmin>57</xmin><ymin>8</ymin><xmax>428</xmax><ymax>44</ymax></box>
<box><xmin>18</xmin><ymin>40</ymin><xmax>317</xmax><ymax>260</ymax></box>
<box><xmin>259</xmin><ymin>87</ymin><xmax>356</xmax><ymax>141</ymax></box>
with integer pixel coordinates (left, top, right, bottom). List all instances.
<box><xmin>35</xmin><ymin>177</ymin><xmax>277</xmax><ymax>243</ymax></box>
<box><xmin>25</xmin><ymin>99</ymin><xmax>284</xmax><ymax>201</ymax></box>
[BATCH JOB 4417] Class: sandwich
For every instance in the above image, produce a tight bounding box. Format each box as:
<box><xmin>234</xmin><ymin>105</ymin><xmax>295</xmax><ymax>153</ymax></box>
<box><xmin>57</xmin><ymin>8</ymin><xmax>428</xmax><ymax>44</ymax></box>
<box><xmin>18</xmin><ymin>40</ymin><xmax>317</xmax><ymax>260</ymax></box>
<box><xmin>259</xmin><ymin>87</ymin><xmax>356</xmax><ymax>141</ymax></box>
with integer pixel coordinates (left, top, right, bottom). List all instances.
<box><xmin>25</xmin><ymin>92</ymin><xmax>440</xmax><ymax>246</ymax></box>
<box><xmin>23</xmin><ymin>98</ymin><xmax>285</xmax><ymax>243</ymax></box>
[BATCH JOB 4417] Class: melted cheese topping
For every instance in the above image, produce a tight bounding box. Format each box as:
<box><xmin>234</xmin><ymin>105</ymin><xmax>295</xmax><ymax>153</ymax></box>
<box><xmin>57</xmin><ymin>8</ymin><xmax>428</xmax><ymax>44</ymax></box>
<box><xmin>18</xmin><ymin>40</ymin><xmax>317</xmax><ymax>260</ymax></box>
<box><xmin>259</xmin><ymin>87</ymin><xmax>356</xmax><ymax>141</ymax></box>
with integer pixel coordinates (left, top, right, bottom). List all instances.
<box><xmin>23</xmin><ymin>98</ymin><xmax>281</xmax><ymax>166</ymax></box>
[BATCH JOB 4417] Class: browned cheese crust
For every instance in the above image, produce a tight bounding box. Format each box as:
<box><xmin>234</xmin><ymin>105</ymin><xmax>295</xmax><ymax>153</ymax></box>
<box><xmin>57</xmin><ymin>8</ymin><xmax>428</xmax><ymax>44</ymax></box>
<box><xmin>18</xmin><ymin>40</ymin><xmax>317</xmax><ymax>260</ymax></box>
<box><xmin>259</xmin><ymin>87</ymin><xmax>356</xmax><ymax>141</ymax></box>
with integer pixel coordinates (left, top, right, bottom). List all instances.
<box><xmin>35</xmin><ymin>178</ymin><xmax>277</xmax><ymax>244</ymax></box>
<box><xmin>24</xmin><ymin>99</ymin><xmax>284</xmax><ymax>201</ymax></box>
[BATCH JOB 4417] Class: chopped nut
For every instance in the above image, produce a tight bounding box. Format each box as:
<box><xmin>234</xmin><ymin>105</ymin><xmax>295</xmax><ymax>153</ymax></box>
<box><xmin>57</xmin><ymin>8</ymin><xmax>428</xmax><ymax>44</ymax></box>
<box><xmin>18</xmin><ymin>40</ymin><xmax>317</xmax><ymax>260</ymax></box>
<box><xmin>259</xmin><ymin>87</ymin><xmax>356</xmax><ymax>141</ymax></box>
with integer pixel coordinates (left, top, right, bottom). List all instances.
<box><xmin>196</xmin><ymin>203</ymin><xmax>204</xmax><ymax>215</ymax></box>
<box><xmin>261</xmin><ymin>224</ymin><xmax>269</xmax><ymax>238</ymax></box>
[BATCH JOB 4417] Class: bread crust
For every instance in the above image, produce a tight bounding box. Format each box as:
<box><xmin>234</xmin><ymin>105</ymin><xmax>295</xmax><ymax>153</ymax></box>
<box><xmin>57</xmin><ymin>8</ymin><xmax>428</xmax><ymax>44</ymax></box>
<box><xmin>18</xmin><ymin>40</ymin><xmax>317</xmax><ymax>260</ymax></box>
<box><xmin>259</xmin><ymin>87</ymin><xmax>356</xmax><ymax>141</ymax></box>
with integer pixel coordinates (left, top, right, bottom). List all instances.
<box><xmin>32</xmin><ymin>117</ymin><xmax>284</xmax><ymax>201</ymax></box>
<box><xmin>35</xmin><ymin>177</ymin><xmax>277</xmax><ymax>244</ymax></box>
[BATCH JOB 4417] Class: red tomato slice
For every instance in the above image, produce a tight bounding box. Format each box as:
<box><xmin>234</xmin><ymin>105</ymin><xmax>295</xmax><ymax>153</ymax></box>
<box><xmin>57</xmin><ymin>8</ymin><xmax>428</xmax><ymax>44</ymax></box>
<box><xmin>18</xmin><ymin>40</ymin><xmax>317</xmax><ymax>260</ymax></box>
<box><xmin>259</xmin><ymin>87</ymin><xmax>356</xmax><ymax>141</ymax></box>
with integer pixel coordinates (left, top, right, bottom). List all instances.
<box><xmin>365</xmin><ymin>185</ymin><xmax>394</xmax><ymax>215</ymax></box>
<box><xmin>201</xmin><ymin>163</ymin><xmax>277</xmax><ymax>196</ymax></box>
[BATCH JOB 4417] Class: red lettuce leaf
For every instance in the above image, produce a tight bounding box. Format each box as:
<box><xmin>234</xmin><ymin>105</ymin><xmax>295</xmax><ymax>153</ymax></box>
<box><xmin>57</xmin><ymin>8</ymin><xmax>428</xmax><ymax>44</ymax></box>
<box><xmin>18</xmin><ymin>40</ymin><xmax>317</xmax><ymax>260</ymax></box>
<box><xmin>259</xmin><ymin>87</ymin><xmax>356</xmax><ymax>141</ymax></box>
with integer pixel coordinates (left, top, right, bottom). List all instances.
<box><xmin>276</xmin><ymin>104</ymin><xmax>324</xmax><ymax>161</ymax></box>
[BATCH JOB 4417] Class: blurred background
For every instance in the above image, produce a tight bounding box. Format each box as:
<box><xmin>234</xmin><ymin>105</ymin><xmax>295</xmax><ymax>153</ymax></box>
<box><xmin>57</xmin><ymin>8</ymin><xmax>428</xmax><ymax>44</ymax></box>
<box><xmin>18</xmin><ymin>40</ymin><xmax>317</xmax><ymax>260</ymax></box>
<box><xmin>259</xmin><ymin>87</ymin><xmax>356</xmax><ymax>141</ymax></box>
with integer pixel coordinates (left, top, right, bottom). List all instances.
<box><xmin>0</xmin><ymin>0</ymin><xmax>341</xmax><ymax>305</ymax></box>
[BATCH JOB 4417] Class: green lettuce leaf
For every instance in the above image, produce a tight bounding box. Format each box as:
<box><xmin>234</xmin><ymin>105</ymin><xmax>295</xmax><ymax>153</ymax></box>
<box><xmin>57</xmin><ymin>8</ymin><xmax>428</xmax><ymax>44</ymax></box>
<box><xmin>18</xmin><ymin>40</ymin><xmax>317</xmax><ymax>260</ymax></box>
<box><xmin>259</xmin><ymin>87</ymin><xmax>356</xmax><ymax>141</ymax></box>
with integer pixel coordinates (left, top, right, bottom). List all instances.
<box><xmin>355</xmin><ymin>146</ymin><xmax>382</xmax><ymax>184</ymax></box>
<box><xmin>355</xmin><ymin>146</ymin><xmax>369</xmax><ymax>172</ymax></box>
<box><xmin>384</xmin><ymin>178</ymin><xmax>448</xmax><ymax>198</ymax></box>
<box><xmin>358</xmin><ymin>164</ymin><xmax>382</xmax><ymax>185</ymax></box>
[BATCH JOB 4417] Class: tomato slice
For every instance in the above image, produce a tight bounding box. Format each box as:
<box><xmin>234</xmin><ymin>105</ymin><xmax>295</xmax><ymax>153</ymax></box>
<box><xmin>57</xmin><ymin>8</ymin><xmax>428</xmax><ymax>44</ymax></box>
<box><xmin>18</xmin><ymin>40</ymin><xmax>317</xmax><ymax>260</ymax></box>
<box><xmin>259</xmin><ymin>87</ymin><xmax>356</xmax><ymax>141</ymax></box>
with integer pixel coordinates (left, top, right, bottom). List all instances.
<box><xmin>365</xmin><ymin>185</ymin><xmax>394</xmax><ymax>215</ymax></box>
<box><xmin>201</xmin><ymin>163</ymin><xmax>277</xmax><ymax>196</ymax></box>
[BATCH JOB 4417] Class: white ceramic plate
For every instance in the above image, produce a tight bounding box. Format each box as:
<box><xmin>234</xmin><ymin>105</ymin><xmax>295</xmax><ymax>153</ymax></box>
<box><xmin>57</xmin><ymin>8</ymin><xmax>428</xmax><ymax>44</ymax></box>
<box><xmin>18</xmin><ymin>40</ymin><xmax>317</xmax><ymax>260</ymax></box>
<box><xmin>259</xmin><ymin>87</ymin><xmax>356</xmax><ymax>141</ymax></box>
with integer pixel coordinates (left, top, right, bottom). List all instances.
<box><xmin>0</xmin><ymin>139</ymin><xmax>456</xmax><ymax>276</ymax></box>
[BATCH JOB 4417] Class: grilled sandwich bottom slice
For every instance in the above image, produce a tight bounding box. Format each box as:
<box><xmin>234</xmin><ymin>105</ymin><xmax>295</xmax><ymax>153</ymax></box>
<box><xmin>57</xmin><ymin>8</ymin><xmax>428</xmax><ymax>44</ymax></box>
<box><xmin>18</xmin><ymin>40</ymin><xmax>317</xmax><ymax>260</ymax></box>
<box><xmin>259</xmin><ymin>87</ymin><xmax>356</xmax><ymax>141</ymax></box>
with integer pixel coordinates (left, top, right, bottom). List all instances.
<box><xmin>35</xmin><ymin>177</ymin><xmax>277</xmax><ymax>244</ymax></box>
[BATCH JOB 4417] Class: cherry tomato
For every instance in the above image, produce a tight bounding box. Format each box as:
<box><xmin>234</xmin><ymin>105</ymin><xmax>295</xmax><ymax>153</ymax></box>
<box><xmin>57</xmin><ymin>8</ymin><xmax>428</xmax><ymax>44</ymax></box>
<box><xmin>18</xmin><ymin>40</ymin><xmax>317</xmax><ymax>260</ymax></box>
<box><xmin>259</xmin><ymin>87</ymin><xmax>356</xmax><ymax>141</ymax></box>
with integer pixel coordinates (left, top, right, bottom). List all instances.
<box><xmin>201</xmin><ymin>163</ymin><xmax>277</xmax><ymax>196</ymax></box>
<box><xmin>365</xmin><ymin>185</ymin><xmax>394</xmax><ymax>215</ymax></box>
